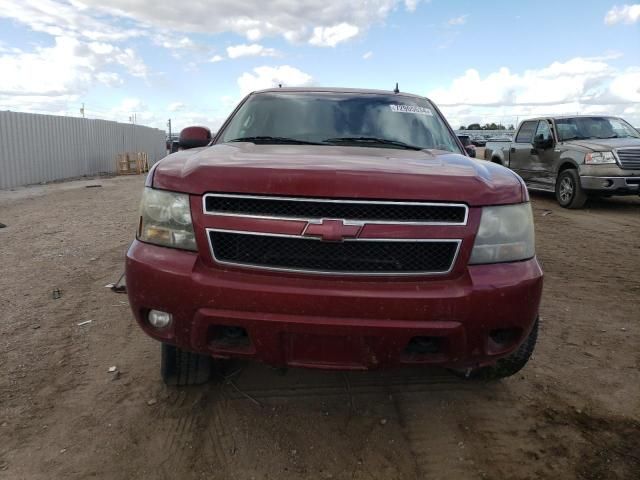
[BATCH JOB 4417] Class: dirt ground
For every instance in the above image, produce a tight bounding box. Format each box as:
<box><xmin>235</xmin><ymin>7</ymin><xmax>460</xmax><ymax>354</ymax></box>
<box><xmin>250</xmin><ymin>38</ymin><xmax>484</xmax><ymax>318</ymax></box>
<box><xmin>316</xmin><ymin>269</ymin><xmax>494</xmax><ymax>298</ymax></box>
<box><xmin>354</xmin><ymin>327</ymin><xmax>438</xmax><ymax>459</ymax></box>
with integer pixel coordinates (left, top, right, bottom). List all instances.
<box><xmin>1</xmin><ymin>175</ymin><xmax>639</xmax><ymax>480</ymax></box>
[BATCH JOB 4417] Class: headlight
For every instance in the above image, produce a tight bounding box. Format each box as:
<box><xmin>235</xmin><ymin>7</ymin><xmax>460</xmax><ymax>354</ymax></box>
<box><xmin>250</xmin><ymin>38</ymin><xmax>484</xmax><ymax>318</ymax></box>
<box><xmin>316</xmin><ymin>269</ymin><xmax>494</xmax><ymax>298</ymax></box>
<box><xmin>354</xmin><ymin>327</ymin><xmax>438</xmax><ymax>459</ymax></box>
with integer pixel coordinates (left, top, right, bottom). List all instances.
<box><xmin>138</xmin><ymin>188</ymin><xmax>197</xmax><ymax>251</ymax></box>
<box><xmin>585</xmin><ymin>151</ymin><xmax>616</xmax><ymax>164</ymax></box>
<box><xmin>469</xmin><ymin>203</ymin><xmax>535</xmax><ymax>264</ymax></box>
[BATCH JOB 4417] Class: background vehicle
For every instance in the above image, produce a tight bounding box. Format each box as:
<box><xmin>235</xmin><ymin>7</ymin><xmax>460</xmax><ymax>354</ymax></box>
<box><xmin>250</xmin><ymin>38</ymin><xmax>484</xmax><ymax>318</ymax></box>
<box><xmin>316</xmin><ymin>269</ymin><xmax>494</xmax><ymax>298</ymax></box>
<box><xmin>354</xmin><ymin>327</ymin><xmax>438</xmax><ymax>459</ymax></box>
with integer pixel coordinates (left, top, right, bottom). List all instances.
<box><xmin>484</xmin><ymin>116</ymin><xmax>640</xmax><ymax>208</ymax></box>
<box><xmin>126</xmin><ymin>88</ymin><xmax>542</xmax><ymax>386</ymax></box>
<box><xmin>471</xmin><ymin>135</ymin><xmax>487</xmax><ymax>147</ymax></box>
<box><xmin>457</xmin><ymin>134</ymin><xmax>477</xmax><ymax>157</ymax></box>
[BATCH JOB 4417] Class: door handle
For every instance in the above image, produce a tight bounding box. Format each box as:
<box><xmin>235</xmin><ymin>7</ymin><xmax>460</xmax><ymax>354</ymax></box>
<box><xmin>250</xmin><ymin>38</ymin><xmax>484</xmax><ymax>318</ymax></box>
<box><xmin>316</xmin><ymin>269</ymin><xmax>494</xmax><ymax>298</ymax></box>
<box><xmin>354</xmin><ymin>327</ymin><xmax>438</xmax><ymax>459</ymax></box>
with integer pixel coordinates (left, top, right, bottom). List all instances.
<box><xmin>510</xmin><ymin>147</ymin><xmax>516</xmax><ymax>153</ymax></box>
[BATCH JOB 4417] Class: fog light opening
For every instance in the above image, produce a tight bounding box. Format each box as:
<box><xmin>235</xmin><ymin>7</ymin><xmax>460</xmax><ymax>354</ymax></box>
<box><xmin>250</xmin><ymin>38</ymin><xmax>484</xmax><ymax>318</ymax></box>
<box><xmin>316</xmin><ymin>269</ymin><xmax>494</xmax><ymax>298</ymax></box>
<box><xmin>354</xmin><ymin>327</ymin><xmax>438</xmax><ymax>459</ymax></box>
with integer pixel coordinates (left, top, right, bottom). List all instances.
<box><xmin>148</xmin><ymin>309</ymin><xmax>173</xmax><ymax>329</ymax></box>
<box><xmin>488</xmin><ymin>327</ymin><xmax>522</xmax><ymax>354</ymax></box>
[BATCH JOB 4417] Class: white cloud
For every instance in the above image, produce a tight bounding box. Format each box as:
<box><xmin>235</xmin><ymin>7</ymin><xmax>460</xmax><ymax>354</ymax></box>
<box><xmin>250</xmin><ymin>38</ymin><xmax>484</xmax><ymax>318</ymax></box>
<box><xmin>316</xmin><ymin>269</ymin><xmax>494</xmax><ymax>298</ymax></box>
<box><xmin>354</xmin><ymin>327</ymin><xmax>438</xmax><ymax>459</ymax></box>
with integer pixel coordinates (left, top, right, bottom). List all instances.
<box><xmin>0</xmin><ymin>36</ymin><xmax>148</xmax><ymax>96</ymax></box>
<box><xmin>1</xmin><ymin>0</ymin><xmax>420</xmax><ymax>47</ymax></box>
<box><xmin>0</xmin><ymin>0</ymin><xmax>145</xmax><ymax>42</ymax></box>
<box><xmin>95</xmin><ymin>72</ymin><xmax>123</xmax><ymax>87</ymax></box>
<box><xmin>447</xmin><ymin>14</ymin><xmax>468</xmax><ymax>26</ymax></box>
<box><xmin>609</xmin><ymin>69</ymin><xmax>640</xmax><ymax>102</ymax></box>
<box><xmin>309</xmin><ymin>23</ymin><xmax>359</xmax><ymax>47</ymax></box>
<box><xmin>604</xmin><ymin>4</ymin><xmax>640</xmax><ymax>25</ymax></box>
<box><xmin>226</xmin><ymin>43</ymin><xmax>278</xmax><ymax>59</ymax></box>
<box><xmin>237</xmin><ymin>65</ymin><xmax>313</xmax><ymax>95</ymax></box>
<box><xmin>428</xmin><ymin>57</ymin><xmax>640</xmax><ymax>128</ymax></box>
<box><xmin>404</xmin><ymin>0</ymin><xmax>420</xmax><ymax>11</ymax></box>
<box><xmin>210</xmin><ymin>55</ymin><xmax>224</xmax><ymax>63</ymax></box>
<box><xmin>168</xmin><ymin>102</ymin><xmax>186</xmax><ymax>112</ymax></box>
<box><xmin>363</xmin><ymin>51</ymin><xmax>373</xmax><ymax>60</ymax></box>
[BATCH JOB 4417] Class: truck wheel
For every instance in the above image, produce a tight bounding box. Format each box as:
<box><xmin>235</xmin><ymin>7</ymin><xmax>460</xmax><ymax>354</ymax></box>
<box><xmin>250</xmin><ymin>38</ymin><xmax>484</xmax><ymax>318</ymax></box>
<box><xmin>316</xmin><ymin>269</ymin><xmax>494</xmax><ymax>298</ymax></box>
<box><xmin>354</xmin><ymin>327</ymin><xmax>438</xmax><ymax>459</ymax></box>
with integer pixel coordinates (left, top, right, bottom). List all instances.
<box><xmin>556</xmin><ymin>169</ymin><xmax>587</xmax><ymax>208</ymax></box>
<box><xmin>464</xmin><ymin>318</ymin><xmax>539</xmax><ymax>380</ymax></box>
<box><xmin>161</xmin><ymin>343</ymin><xmax>215</xmax><ymax>386</ymax></box>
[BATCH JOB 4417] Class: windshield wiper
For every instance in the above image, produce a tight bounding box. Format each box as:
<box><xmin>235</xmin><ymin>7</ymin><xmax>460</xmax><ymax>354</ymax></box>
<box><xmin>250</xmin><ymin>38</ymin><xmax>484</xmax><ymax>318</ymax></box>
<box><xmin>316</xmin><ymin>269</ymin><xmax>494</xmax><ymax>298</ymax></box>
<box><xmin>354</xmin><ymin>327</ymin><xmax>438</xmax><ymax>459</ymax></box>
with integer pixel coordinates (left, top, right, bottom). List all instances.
<box><xmin>227</xmin><ymin>136</ymin><xmax>324</xmax><ymax>145</ymax></box>
<box><xmin>323</xmin><ymin>136</ymin><xmax>424</xmax><ymax>151</ymax></box>
<box><xmin>561</xmin><ymin>135</ymin><xmax>590</xmax><ymax>141</ymax></box>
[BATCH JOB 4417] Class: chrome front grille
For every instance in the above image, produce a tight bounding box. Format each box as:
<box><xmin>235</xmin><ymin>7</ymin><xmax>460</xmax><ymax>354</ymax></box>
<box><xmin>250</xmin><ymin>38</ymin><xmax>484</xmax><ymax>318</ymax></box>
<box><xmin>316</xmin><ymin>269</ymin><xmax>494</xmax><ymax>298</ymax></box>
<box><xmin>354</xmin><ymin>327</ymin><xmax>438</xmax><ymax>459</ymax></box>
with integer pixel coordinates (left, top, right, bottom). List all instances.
<box><xmin>616</xmin><ymin>148</ymin><xmax>640</xmax><ymax>170</ymax></box>
<box><xmin>207</xmin><ymin>230</ymin><xmax>461</xmax><ymax>276</ymax></box>
<box><xmin>203</xmin><ymin>193</ymin><xmax>468</xmax><ymax>225</ymax></box>
<box><xmin>203</xmin><ymin>194</ymin><xmax>466</xmax><ymax>276</ymax></box>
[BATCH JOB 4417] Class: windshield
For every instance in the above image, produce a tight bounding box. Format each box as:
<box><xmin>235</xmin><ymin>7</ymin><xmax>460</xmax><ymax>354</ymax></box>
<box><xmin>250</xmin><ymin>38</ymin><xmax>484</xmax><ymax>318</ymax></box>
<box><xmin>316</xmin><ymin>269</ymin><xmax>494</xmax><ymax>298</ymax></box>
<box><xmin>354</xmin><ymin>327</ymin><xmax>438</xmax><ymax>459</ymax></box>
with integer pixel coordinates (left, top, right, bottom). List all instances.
<box><xmin>555</xmin><ymin>117</ymin><xmax>640</xmax><ymax>141</ymax></box>
<box><xmin>219</xmin><ymin>92</ymin><xmax>462</xmax><ymax>153</ymax></box>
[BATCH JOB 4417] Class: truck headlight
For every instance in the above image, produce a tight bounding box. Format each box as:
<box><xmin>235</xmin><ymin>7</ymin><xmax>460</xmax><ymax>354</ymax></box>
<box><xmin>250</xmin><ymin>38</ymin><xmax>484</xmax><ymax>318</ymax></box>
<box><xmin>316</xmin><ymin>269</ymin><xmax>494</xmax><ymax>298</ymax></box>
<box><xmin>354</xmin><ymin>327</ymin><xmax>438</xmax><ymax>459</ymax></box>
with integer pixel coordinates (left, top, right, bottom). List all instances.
<box><xmin>138</xmin><ymin>188</ymin><xmax>197</xmax><ymax>251</ymax></box>
<box><xmin>469</xmin><ymin>203</ymin><xmax>535</xmax><ymax>264</ymax></box>
<box><xmin>585</xmin><ymin>151</ymin><xmax>616</xmax><ymax>164</ymax></box>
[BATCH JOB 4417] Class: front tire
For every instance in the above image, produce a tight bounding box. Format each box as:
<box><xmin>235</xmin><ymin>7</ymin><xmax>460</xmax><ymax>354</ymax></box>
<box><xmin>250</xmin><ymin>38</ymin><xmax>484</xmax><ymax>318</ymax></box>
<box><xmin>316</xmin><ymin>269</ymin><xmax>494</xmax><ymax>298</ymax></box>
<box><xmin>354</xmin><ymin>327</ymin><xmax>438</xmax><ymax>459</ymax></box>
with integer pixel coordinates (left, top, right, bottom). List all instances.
<box><xmin>161</xmin><ymin>343</ymin><xmax>215</xmax><ymax>386</ymax></box>
<box><xmin>556</xmin><ymin>169</ymin><xmax>587</xmax><ymax>208</ymax></box>
<box><xmin>464</xmin><ymin>318</ymin><xmax>539</xmax><ymax>380</ymax></box>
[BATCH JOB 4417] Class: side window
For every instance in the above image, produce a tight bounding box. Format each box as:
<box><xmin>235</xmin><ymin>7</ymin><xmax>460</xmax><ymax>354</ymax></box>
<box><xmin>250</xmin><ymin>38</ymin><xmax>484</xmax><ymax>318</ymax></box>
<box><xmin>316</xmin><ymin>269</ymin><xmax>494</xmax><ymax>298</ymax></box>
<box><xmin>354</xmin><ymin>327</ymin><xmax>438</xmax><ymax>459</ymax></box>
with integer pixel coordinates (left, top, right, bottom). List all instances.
<box><xmin>516</xmin><ymin>121</ymin><xmax>537</xmax><ymax>143</ymax></box>
<box><xmin>535</xmin><ymin>121</ymin><xmax>552</xmax><ymax>142</ymax></box>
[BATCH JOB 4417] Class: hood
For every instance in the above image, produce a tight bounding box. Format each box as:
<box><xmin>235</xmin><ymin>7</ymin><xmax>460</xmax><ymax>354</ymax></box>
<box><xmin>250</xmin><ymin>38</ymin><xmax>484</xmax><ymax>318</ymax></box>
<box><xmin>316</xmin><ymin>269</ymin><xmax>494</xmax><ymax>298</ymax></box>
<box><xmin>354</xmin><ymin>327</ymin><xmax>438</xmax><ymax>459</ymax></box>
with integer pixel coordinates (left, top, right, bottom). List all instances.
<box><xmin>566</xmin><ymin>137</ymin><xmax>640</xmax><ymax>151</ymax></box>
<box><xmin>152</xmin><ymin>143</ymin><xmax>525</xmax><ymax>206</ymax></box>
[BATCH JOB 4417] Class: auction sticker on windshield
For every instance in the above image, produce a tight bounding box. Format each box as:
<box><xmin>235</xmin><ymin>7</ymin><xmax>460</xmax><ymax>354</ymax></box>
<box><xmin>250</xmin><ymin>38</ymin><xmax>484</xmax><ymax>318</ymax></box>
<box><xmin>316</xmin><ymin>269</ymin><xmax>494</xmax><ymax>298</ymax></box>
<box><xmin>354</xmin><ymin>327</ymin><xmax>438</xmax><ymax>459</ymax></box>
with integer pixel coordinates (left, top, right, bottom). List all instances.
<box><xmin>389</xmin><ymin>105</ymin><xmax>433</xmax><ymax>116</ymax></box>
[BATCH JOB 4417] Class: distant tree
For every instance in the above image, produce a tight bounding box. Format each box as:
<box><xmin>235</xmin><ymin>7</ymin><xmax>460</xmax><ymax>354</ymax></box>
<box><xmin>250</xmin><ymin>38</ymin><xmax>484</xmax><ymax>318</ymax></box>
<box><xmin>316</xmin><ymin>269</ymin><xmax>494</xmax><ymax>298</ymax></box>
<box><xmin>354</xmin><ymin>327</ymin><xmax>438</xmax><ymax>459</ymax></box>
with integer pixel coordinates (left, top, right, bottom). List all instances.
<box><xmin>467</xmin><ymin>123</ymin><xmax>481</xmax><ymax>130</ymax></box>
<box><xmin>459</xmin><ymin>125</ymin><xmax>466</xmax><ymax>130</ymax></box>
<box><xmin>508</xmin><ymin>124</ymin><xmax>515</xmax><ymax>130</ymax></box>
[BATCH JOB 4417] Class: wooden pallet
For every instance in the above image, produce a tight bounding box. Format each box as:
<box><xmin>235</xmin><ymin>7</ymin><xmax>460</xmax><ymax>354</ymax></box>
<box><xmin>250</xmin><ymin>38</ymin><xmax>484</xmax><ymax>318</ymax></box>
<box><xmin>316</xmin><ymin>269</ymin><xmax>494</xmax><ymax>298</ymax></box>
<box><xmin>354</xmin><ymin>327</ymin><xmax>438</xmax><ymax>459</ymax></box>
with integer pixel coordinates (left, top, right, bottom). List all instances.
<box><xmin>116</xmin><ymin>152</ymin><xmax>149</xmax><ymax>175</ymax></box>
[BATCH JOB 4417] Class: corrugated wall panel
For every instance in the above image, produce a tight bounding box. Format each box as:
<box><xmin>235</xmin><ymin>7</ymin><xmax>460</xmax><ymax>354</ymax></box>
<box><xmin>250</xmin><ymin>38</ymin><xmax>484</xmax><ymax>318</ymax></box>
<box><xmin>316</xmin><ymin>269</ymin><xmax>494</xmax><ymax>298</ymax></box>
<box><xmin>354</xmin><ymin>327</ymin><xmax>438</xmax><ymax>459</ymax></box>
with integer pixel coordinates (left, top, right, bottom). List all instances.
<box><xmin>0</xmin><ymin>111</ymin><xmax>166</xmax><ymax>189</ymax></box>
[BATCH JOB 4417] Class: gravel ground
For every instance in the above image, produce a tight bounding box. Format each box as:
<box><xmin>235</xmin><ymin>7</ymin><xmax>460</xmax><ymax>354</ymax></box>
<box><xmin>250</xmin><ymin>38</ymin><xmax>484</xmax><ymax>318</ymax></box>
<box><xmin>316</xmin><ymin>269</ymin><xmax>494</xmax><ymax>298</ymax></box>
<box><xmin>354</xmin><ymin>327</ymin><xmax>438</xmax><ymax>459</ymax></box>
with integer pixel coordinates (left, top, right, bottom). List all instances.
<box><xmin>0</xmin><ymin>174</ymin><xmax>639</xmax><ymax>480</ymax></box>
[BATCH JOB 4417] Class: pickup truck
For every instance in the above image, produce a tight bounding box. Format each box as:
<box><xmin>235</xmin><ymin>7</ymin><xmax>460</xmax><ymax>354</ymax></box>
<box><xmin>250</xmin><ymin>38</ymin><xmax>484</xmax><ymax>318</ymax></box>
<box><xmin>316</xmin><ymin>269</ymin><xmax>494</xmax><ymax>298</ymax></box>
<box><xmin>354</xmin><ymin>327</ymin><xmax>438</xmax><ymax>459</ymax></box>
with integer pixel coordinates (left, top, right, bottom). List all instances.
<box><xmin>126</xmin><ymin>87</ymin><xmax>543</xmax><ymax>385</ymax></box>
<box><xmin>484</xmin><ymin>116</ymin><xmax>640</xmax><ymax>208</ymax></box>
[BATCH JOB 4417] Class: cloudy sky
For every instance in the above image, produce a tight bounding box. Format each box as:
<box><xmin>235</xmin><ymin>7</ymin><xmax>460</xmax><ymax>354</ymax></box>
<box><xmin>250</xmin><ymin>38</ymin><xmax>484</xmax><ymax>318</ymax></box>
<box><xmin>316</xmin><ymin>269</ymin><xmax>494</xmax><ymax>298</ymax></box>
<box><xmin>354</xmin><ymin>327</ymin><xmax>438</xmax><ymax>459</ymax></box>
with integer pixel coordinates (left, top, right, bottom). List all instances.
<box><xmin>0</xmin><ymin>0</ymin><xmax>639</xmax><ymax>132</ymax></box>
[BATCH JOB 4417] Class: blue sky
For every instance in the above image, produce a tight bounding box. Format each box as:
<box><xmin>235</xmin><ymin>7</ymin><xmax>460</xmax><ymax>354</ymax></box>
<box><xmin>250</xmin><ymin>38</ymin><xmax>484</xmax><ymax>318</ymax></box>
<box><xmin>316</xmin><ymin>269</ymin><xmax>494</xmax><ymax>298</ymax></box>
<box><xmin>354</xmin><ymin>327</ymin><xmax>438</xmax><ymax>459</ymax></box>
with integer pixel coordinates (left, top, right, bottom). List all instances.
<box><xmin>0</xmin><ymin>0</ymin><xmax>638</xmax><ymax>131</ymax></box>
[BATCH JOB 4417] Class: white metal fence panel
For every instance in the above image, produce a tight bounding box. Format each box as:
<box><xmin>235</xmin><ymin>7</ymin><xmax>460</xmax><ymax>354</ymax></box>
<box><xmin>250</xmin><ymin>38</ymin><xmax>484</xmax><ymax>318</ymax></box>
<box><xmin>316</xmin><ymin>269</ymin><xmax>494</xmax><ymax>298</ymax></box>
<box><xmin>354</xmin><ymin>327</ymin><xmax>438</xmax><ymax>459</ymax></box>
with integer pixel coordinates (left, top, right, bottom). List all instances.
<box><xmin>0</xmin><ymin>111</ymin><xmax>166</xmax><ymax>189</ymax></box>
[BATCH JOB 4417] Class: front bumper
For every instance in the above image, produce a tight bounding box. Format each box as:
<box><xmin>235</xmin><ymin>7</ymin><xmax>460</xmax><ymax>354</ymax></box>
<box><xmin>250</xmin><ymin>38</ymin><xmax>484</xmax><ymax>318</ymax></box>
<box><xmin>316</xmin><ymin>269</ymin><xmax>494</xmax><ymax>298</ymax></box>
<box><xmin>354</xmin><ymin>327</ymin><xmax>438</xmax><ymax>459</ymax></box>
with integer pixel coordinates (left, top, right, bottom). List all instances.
<box><xmin>125</xmin><ymin>240</ymin><xmax>543</xmax><ymax>370</ymax></box>
<box><xmin>580</xmin><ymin>176</ymin><xmax>640</xmax><ymax>194</ymax></box>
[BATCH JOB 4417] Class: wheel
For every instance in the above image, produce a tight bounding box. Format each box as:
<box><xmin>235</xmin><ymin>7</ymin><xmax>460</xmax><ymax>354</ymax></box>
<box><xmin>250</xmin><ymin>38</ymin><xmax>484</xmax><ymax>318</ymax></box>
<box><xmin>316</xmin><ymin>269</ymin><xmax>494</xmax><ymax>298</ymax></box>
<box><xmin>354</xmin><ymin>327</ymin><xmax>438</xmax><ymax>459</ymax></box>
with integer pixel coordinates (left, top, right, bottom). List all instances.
<box><xmin>161</xmin><ymin>343</ymin><xmax>215</xmax><ymax>386</ymax></box>
<box><xmin>556</xmin><ymin>169</ymin><xmax>587</xmax><ymax>208</ymax></box>
<box><xmin>463</xmin><ymin>318</ymin><xmax>539</xmax><ymax>380</ymax></box>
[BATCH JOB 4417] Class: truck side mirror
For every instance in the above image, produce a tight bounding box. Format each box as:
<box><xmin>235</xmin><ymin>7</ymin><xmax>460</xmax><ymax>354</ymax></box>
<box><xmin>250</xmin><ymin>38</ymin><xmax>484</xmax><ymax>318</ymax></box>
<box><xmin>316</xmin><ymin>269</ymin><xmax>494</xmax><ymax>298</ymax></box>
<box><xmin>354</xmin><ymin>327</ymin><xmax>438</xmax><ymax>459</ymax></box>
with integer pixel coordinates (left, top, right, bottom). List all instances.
<box><xmin>465</xmin><ymin>145</ymin><xmax>476</xmax><ymax>157</ymax></box>
<box><xmin>533</xmin><ymin>135</ymin><xmax>553</xmax><ymax>150</ymax></box>
<box><xmin>179</xmin><ymin>126</ymin><xmax>212</xmax><ymax>149</ymax></box>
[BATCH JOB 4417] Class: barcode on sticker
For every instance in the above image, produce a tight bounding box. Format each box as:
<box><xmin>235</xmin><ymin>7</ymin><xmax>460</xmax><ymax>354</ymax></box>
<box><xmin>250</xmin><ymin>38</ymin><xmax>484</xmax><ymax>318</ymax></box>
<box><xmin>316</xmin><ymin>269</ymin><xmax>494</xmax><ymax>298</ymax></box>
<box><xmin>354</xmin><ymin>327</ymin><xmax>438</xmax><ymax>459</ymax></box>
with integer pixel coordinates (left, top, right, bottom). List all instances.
<box><xmin>390</xmin><ymin>105</ymin><xmax>433</xmax><ymax>116</ymax></box>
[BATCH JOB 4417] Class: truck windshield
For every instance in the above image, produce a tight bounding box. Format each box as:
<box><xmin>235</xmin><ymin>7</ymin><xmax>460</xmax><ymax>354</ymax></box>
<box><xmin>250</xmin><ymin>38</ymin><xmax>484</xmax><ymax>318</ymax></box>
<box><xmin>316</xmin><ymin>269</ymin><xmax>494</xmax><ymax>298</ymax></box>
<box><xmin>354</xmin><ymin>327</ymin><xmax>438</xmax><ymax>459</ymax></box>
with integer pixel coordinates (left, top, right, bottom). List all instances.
<box><xmin>219</xmin><ymin>92</ymin><xmax>462</xmax><ymax>153</ymax></box>
<box><xmin>555</xmin><ymin>117</ymin><xmax>640</xmax><ymax>141</ymax></box>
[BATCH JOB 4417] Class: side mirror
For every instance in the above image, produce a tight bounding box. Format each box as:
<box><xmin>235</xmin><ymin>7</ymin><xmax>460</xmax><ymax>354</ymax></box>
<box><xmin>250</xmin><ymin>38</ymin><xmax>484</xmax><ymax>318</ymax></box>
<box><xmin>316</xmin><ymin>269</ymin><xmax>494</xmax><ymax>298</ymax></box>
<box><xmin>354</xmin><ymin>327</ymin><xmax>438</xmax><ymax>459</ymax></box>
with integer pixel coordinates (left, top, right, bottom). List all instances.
<box><xmin>533</xmin><ymin>135</ymin><xmax>553</xmax><ymax>150</ymax></box>
<box><xmin>465</xmin><ymin>145</ymin><xmax>476</xmax><ymax>158</ymax></box>
<box><xmin>179</xmin><ymin>126</ymin><xmax>212</xmax><ymax>149</ymax></box>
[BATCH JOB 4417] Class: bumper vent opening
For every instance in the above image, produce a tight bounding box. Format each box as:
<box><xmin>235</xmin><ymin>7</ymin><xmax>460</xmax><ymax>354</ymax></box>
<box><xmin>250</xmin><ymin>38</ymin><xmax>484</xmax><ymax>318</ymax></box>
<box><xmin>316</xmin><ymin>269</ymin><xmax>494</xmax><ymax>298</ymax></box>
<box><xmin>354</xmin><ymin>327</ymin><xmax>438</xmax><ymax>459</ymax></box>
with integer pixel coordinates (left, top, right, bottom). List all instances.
<box><xmin>404</xmin><ymin>336</ymin><xmax>443</xmax><ymax>355</ymax></box>
<box><xmin>208</xmin><ymin>325</ymin><xmax>251</xmax><ymax>349</ymax></box>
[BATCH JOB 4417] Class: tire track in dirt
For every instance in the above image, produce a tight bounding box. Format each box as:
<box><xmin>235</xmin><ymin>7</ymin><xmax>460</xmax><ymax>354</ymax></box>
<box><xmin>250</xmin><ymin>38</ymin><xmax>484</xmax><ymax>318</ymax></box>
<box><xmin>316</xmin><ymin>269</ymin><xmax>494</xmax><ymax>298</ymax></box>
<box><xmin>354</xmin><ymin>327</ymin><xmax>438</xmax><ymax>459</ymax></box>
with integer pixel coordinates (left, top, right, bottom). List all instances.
<box><xmin>393</xmin><ymin>389</ymin><xmax>480</xmax><ymax>480</ymax></box>
<box><xmin>151</xmin><ymin>387</ymin><xmax>235</xmax><ymax>479</ymax></box>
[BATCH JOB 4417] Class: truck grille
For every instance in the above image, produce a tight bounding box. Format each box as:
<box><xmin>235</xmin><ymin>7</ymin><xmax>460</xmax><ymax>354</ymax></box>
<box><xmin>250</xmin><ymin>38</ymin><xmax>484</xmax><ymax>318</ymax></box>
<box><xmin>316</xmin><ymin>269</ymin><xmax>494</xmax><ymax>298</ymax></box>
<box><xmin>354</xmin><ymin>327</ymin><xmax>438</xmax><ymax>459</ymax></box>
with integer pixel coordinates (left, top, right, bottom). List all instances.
<box><xmin>616</xmin><ymin>148</ymin><xmax>640</xmax><ymax>170</ymax></box>
<box><xmin>208</xmin><ymin>230</ymin><xmax>460</xmax><ymax>275</ymax></box>
<box><xmin>203</xmin><ymin>194</ymin><xmax>468</xmax><ymax>225</ymax></box>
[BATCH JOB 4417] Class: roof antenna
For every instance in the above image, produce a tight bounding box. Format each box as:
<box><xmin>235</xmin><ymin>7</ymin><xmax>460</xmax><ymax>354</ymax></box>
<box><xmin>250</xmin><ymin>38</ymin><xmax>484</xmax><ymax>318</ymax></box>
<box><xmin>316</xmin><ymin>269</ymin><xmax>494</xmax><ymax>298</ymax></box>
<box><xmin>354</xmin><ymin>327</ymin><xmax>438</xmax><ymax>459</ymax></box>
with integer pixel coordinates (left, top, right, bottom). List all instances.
<box><xmin>393</xmin><ymin>82</ymin><xmax>399</xmax><ymax>94</ymax></box>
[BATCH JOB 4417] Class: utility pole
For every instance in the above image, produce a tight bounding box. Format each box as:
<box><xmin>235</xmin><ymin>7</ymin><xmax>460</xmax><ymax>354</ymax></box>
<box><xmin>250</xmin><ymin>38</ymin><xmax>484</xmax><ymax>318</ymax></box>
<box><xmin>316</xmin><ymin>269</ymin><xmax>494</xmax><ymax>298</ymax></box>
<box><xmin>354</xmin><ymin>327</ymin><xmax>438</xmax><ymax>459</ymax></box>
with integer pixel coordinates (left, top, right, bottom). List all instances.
<box><xmin>80</xmin><ymin>103</ymin><xmax>85</xmax><ymax>118</ymax></box>
<box><xmin>167</xmin><ymin>118</ymin><xmax>172</xmax><ymax>140</ymax></box>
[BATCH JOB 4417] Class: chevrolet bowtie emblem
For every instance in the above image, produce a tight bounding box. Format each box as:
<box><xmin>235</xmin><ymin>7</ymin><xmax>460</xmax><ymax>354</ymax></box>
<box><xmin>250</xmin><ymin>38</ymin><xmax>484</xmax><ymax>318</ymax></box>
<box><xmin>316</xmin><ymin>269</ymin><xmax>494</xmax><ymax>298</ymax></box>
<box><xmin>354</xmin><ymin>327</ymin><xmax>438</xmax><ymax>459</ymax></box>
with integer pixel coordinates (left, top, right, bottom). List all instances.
<box><xmin>303</xmin><ymin>219</ymin><xmax>363</xmax><ymax>242</ymax></box>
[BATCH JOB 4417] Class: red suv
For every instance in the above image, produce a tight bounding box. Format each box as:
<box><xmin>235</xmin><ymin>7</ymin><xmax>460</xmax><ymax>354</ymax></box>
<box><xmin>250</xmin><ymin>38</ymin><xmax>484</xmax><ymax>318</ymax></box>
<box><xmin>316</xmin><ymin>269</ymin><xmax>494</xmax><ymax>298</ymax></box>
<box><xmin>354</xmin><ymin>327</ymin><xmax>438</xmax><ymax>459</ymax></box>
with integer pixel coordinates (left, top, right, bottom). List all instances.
<box><xmin>126</xmin><ymin>88</ymin><xmax>543</xmax><ymax>385</ymax></box>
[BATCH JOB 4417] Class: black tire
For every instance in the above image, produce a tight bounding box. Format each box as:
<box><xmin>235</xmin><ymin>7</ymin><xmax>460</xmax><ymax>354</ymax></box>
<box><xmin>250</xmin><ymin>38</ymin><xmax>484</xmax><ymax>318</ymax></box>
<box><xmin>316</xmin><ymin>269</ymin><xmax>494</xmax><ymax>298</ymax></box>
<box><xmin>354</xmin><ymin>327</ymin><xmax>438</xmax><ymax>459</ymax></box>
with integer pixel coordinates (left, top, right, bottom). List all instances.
<box><xmin>556</xmin><ymin>169</ymin><xmax>587</xmax><ymax>209</ymax></box>
<box><xmin>161</xmin><ymin>343</ymin><xmax>215</xmax><ymax>386</ymax></box>
<box><xmin>465</xmin><ymin>318</ymin><xmax>539</xmax><ymax>380</ymax></box>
